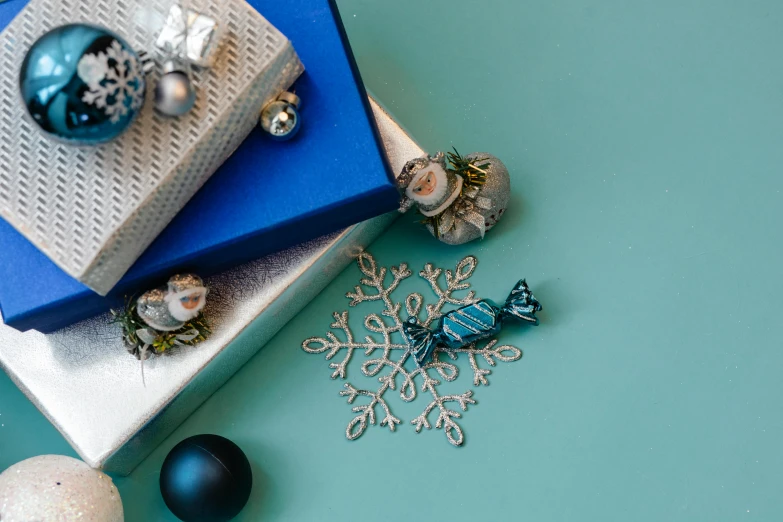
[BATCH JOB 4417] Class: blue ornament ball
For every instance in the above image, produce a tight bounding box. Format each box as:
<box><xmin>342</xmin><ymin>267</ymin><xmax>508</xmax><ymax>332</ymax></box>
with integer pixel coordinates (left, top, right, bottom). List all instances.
<box><xmin>19</xmin><ymin>23</ymin><xmax>146</xmax><ymax>145</ymax></box>
<box><xmin>160</xmin><ymin>434</ymin><xmax>253</xmax><ymax>522</ymax></box>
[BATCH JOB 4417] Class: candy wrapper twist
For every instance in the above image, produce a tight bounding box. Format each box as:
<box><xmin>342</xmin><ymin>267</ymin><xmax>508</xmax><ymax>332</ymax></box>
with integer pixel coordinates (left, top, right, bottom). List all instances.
<box><xmin>401</xmin><ymin>279</ymin><xmax>542</xmax><ymax>366</ymax></box>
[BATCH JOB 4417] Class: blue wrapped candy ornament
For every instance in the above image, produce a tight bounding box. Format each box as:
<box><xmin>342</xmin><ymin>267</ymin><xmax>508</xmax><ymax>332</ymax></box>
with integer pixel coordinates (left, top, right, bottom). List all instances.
<box><xmin>402</xmin><ymin>279</ymin><xmax>542</xmax><ymax>366</ymax></box>
<box><xmin>19</xmin><ymin>23</ymin><xmax>146</xmax><ymax>145</ymax></box>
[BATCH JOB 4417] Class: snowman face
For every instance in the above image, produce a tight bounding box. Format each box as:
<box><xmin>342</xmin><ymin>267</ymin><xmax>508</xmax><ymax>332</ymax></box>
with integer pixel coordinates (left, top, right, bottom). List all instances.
<box><xmin>411</xmin><ymin>170</ymin><xmax>438</xmax><ymax>196</ymax></box>
<box><xmin>406</xmin><ymin>161</ymin><xmax>449</xmax><ymax>205</ymax></box>
<box><xmin>167</xmin><ymin>287</ymin><xmax>207</xmax><ymax>322</ymax></box>
<box><xmin>180</xmin><ymin>292</ymin><xmax>203</xmax><ymax>310</ymax></box>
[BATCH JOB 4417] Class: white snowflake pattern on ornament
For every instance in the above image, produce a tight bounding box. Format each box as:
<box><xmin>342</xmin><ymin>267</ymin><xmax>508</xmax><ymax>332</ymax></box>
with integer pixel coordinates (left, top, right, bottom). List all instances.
<box><xmin>79</xmin><ymin>40</ymin><xmax>145</xmax><ymax>123</ymax></box>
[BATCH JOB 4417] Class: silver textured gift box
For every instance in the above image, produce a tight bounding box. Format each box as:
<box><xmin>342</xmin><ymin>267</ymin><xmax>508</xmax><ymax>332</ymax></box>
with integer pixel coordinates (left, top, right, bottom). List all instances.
<box><xmin>0</xmin><ymin>99</ymin><xmax>421</xmax><ymax>475</ymax></box>
<box><xmin>0</xmin><ymin>0</ymin><xmax>302</xmax><ymax>295</ymax></box>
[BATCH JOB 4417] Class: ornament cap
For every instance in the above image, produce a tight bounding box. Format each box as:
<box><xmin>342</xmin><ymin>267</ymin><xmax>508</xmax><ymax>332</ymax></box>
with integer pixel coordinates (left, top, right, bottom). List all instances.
<box><xmin>277</xmin><ymin>91</ymin><xmax>301</xmax><ymax>108</ymax></box>
<box><xmin>161</xmin><ymin>58</ymin><xmax>187</xmax><ymax>74</ymax></box>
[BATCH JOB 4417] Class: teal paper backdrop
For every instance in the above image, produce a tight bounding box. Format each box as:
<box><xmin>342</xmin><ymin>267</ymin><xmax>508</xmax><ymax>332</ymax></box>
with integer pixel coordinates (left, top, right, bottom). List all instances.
<box><xmin>2</xmin><ymin>0</ymin><xmax>783</xmax><ymax>520</ymax></box>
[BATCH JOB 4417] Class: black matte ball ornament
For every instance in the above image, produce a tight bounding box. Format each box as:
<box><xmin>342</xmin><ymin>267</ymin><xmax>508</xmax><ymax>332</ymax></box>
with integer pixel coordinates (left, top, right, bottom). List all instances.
<box><xmin>160</xmin><ymin>434</ymin><xmax>253</xmax><ymax>522</ymax></box>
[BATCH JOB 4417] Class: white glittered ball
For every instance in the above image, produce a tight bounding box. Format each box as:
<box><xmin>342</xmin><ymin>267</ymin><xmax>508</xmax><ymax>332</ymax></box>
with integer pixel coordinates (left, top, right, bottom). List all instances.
<box><xmin>0</xmin><ymin>455</ymin><xmax>124</xmax><ymax>521</ymax></box>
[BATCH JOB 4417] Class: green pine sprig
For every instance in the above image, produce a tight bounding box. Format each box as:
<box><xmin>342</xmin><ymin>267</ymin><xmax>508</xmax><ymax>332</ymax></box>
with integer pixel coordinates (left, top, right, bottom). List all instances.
<box><xmin>420</xmin><ymin>213</ymin><xmax>442</xmax><ymax>240</ymax></box>
<box><xmin>110</xmin><ymin>297</ymin><xmax>146</xmax><ymax>352</ymax></box>
<box><xmin>110</xmin><ymin>298</ymin><xmax>211</xmax><ymax>359</ymax></box>
<box><xmin>446</xmin><ymin>147</ymin><xmax>489</xmax><ymax>188</ymax></box>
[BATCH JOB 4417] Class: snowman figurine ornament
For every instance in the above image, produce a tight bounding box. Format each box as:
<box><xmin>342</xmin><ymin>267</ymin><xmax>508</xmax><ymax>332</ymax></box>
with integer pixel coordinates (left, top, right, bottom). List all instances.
<box><xmin>137</xmin><ymin>274</ymin><xmax>208</xmax><ymax>331</ymax></box>
<box><xmin>398</xmin><ymin>149</ymin><xmax>511</xmax><ymax>245</ymax></box>
<box><xmin>112</xmin><ymin>273</ymin><xmax>210</xmax><ymax>364</ymax></box>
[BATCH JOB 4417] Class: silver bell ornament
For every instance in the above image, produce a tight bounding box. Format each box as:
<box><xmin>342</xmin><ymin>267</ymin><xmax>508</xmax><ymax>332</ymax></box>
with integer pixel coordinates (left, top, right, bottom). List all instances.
<box><xmin>398</xmin><ymin>149</ymin><xmax>511</xmax><ymax>245</ymax></box>
<box><xmin>259</xmin><ymin>91</ymin><xmax>301</xmax><ymax>140</ymax></box>
<box><xmin>154</xmin><ymin>59</ymin><xmax>196</xmax><ymax>117</ymax></box>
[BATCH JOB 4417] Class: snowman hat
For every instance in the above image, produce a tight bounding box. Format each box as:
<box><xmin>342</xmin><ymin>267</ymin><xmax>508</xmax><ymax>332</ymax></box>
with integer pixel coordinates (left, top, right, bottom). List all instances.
<box><xmin>165</xmin><ymin>274</ymin><xmax>208</xmax><ymax>301</ymax></box>
<box><xmin>397</xmin><ymin>153</ymin><xmax>446</xmax><ymax>191</ymax></box>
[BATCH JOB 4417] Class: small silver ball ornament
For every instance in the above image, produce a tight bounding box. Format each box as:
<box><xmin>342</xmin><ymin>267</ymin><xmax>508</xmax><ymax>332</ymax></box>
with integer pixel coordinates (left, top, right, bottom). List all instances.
<box><xmin>154</xmin><ymin>61</ymin><xmax>196</xmax><ymax>117</ymax></box>
<box><xmin>260</xmin><ymin>92</ymin><xmax>301</xmax><ymax>140</ymax></box>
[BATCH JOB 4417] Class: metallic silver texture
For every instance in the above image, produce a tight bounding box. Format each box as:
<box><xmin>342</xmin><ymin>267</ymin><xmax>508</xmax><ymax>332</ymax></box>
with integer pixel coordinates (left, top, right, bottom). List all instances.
<box><xmin>259</xmin><ymin>99</ymin><xmax>300</xmax><ymax>140</ymax></box>
<box><xmin>302</xmin><ymin>251</ymin><xmax>523</xmax><ymax>447</ymax></box>
<box><xmin>154</xmin><ymin>69</ymin><xmax>197</xmax><ymax>116</ymax></box>
<box><xmin>0</xmin><ymin>0</ymin><xmax>304</xmax><ymax>295</ymax></box>
<box><xmin>167</xmin><ymin>273</ymin><xmax>203</xmax><ymax>292</ymax></box>
<box><xmin>0</xmin><ymin>99</ymin><xmax>422</xmax><ymax>475</ymax></box>
<box><xmin>425</xmin><ymin>153</ymin><xmax>511</xmax><ymax>245</ymax></box>
<box><xmin>156</xmin><ymin>3</ymin><xmax>221</xmax><ymax>68</ymax></box>
<box><xmin>136</xmin><ymin>288</ymin><xmax>175</xmax><ymax>329</ymax></box>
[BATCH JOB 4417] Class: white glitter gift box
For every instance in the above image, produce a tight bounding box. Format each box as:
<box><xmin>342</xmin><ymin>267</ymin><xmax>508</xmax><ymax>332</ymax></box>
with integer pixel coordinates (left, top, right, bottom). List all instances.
<box><xmin>0</xmin><ymin>99</ymin><xmax>422</xmax><ymax>475</ymax></box>
<box><xmin>0</xmin><ymin>0</ymin><xmax>303</xmax><ymax>295</ymax></box>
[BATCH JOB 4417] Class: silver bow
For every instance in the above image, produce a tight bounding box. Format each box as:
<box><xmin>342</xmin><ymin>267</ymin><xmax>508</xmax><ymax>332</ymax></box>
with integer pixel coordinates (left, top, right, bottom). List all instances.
<box><xmin>436</xmin><ymin>186</ymin><xmax>493</xmax><ymax>238</ymax></box>
<box><xmin>136</xmin><ymin>327</ymin><xmax>200</xmax><ymax>359</ymax></box>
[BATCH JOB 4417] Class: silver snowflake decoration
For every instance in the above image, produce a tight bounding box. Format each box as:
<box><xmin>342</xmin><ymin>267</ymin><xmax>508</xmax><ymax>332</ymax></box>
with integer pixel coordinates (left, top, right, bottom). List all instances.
<box><xmin>303</xmin><ymin>252</ymin><xmax>523</xmax><ymax>446</ymax></box>
<box><xmin>79</xmin><ymin>40</ymin><xmax>145</xmax><ymax>123</ymax></box>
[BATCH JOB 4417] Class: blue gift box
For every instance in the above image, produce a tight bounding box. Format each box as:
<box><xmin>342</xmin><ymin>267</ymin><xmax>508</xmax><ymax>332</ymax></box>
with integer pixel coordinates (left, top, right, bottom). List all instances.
<box><xmin>0</xmin><ymin>0</ymin><xmax>399</xmax><ymax>333</ymax></box>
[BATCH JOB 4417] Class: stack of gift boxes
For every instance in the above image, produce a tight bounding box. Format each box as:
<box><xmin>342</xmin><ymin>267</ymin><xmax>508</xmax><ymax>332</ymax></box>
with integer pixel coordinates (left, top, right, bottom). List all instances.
<box><xmin>0</xmin><ymin>0</ymin><xmax>423</xmax><ymax>474</ymax></box>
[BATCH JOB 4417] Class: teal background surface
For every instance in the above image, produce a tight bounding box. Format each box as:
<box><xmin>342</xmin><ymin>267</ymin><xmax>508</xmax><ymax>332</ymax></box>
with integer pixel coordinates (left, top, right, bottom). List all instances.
<box><xmin>2</xmin><ymin>0</ymin><xmax>783</xmax><ymax>520</ymax></box>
